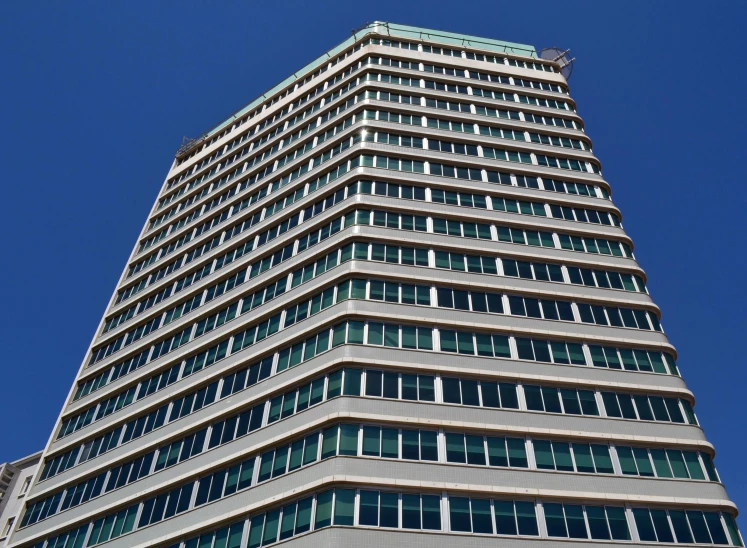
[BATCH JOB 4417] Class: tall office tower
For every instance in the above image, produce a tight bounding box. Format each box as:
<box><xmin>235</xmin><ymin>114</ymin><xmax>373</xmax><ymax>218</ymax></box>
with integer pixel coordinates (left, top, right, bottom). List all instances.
<box><xmin>9</xmin><ymin>21</ymin><xmax>741</xmax><ymax>548</ymax></box>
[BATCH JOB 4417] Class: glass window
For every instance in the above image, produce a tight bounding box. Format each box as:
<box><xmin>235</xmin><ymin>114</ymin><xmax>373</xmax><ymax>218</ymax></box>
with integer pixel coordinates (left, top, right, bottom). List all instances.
<box><xmin>279</xmin><ymin>503</ymin><xmax>296</xmax><ymax>540</ymax></box>
<box><xmin>449</xmin><ymin>497</ymin><xmax>472</xmax><ymax>532</ymax></box>
<box><xmin>314</xmin><ymin>489</ymin><xmax>334</xmax><ymax>529</ymax></box>
<box><xmin>338</xmin><ymin>424</ymin><xmax>358</xmax><ymax>456</ymax></box>
<box><xmin>422</xmin><ymin>495</ymin><xmax>442</xmax><ymax>530</ymax></box>
<box><xmin>704</xmin><ymin>512</ymin><xmax>729</xmax><ymax>544</ymax></box>
<box><xmin>586</xmin><ymin>506</ymin><xmax>611</xmax><ymax>540</ymax></box>
<box><xmin>445</xmin><ymin>433</ymin><xmax>466</xmax><ymax>463</ymax></box>
<box><xmin>402</xmin><ymin>494</ymin><xmax>421</xmax><ymax>530</ymax></box>
<box><xmin>572</xmin><ymin>443</ymin><xmax>595</xmax><ymax>473</ymax></box>
<box><xmin>651</xmin><ymin>509</ymin><xmax>674</xmax><ymax>542</ymax></box>
<box><xmin>544</xmin><ymin>503</ymin><xmax>567</xmax><ymax>537</ymax></box>
<box><xmin>359</xmin><ymin>491</ymin><xmax>379</xmax><ymax>526</ymax></box>
<box><xmin>380</xmin><ymin>492</ymin><xmax>399</xmax><ymax>528</ymax></box>
<box><xmin>515</xmin><ymin>501</ymin><xmax>539</xmax><ymax>535</ymax></box>
<box><xmin>333</xmin><ymin>489</ymin><xmax>355</xmax><ymax>526</ymax></box>
<box><xmin>494</xmin><ymin>500</ymin><xmax>517</xmax><ymax>535</ymax></box>
<box><xmin>507</xmin><ymin>438</ymin><xmax>528</xmax><ymax>467</ymax></box>
<box><xmin>565</xmin><ymin>505</ymin><xmax>588</xmax><ymax>538</ymax></box>
<box><xmin>487</xmin><ymin>437</ymin><xmax>508</xmax><ymax>467</ymax></box>
<box><xmin>420</xmin><ymin>430</ymin><xmax>438</xmax><ymax>461</ymax></box>
<box><xmin>602</xmin><ymin>507</ymin><xmax>629</xmax><ymax>540</ymax></box>
<box><xmin>586</xmin><ymin>444</ymin><xmax>611</xmax><ymax>473</ymax></box>
<box><xmin>669</xmin><ymin>510</ymin><xmax>693</xmax><ymax>543</ymax></box>
<box><xmin>472</xmin><ymin>498</ymin><xmax>493</xmax><ymax>533</ymax></box>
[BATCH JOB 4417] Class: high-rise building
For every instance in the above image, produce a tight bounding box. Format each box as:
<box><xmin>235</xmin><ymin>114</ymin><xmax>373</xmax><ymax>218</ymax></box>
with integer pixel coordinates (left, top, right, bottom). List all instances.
<box><xmin>7</xmin><ymin>21</ymin><xmax>741</xmax><ymax>548</ymax></box>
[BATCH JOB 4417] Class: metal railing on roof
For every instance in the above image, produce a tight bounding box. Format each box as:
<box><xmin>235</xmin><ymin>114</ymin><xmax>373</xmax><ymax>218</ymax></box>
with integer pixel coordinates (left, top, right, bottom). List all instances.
<box><xmin>174</xmin><ymin>136</ymin><xmax>205</xmax><ymax>159</ymax></box>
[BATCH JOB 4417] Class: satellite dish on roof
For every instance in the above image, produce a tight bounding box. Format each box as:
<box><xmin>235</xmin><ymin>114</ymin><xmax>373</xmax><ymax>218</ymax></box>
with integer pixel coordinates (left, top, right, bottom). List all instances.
<box><xmin>539</xmin><ymin>47</ymin><xmax>575</xmax><ymax>80</ymax></box>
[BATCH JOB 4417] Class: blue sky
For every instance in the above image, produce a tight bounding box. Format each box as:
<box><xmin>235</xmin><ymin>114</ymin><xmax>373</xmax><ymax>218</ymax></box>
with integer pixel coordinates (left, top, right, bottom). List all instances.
<box><xmin>1</xmin><ymin>0</ymin><xmax>745</xmax><ymax>522</ymax></box>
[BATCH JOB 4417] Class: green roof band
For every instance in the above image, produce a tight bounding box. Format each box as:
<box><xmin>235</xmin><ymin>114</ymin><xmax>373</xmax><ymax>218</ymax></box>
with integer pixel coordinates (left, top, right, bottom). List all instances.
<box><xmin>361</xmin><ymin>21</ymin><xmax>537</xmax><ymax>57</ymax></box>
<box><xmin>196</xmin><ymin>21</ymin><xmax>537</xmax><ymax>147</ymax></box>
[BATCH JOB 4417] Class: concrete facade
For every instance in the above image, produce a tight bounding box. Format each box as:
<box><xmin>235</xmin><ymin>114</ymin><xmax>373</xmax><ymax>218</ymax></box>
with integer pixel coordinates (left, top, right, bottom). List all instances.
<box><xmin>6</xmin><ymin>21</ymin><xmax>741</xmax><ymax>548</ymax></box>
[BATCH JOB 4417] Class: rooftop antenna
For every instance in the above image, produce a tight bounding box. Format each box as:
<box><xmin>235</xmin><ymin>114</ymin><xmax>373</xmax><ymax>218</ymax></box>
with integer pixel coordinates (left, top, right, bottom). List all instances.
<box><xmin>539</xmin><ymin>47</ymin><xmax>575</xmax><ymax>80</ymax></box>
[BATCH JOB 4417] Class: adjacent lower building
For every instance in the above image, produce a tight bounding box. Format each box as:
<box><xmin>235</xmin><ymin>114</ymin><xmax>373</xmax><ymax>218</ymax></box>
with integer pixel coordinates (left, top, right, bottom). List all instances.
<box><xmin>6</xmin><ymin>21</ymin><xmax>741</xmax><ymax>548</ymax></box>
<box><xmin>0</xmin><ymin>453</ymin><xmax>41</xmax><ymax>547</ymax></box>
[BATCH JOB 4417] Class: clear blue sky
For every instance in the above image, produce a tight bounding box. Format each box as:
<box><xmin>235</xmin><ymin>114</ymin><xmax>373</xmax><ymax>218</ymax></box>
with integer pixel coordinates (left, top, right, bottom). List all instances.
<box><xmin>1</xmin><ymin>0</ymin><xmax>745</xmax><ymax>521</ymax></box>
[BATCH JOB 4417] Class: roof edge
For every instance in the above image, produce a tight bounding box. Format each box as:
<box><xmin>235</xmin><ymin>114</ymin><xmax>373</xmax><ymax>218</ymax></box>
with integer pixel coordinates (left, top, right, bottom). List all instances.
<box><xmin>4</xmin><ymin>450</ymin><xmax>43</xmax><ymax>469</ymax></box>
<box><xmin>178</xmin><ymin>21</ymin><xmax>538</xmax><ymax>157</ymax></box>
